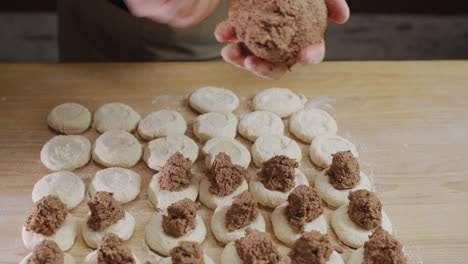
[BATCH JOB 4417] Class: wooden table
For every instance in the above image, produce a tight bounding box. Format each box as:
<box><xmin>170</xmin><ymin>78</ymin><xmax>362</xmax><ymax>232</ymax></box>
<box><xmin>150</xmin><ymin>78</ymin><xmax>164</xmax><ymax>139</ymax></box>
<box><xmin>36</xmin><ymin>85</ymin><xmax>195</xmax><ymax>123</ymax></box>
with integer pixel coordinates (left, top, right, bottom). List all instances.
<box><xmin>0</xmin><ymin>61</ymin><xmax>467</xmax><ymax>264</ymax></box>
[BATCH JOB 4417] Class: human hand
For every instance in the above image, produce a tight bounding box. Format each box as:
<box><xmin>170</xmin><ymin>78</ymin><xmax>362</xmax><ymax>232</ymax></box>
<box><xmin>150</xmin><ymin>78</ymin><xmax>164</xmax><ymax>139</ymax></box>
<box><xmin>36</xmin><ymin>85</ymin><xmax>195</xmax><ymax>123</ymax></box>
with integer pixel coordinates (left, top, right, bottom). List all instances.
<box><xmin>215</xmin><ymin>0</ymin><xmax>350</xmax><ymax>80</ymax></box>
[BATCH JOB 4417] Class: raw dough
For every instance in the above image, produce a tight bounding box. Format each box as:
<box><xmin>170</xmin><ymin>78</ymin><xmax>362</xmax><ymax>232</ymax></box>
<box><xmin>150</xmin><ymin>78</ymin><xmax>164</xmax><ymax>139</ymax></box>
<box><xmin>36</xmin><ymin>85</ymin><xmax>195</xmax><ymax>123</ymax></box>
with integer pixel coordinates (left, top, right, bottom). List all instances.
<box><xmin>249</xmin><ymin>169</ymin><xmax>309</xmax><ymax>208</ymax></box>
<box><xmin>32</xmin><ymin>171</ymin><xmax>85</xmax><ymax>209</ymax></box>
<box><xmin>143</xmin><ymin>135</ymin><xmax>199</xmax><ymax>170</ymax></box>
<box><xmin>20</xmin><ymin>252</ymin><xmax>75</xmax><ymax>264</ymax></box>
<box><xmin>347</xmin><ymin>247</ymin><xmax>365</xmax><ymax>264</ymax></box>
<box><xmin>251</xmin><ymin>135</ymin><xmax>302</xmax><ymax>167</ymax></box>
<box><xmin>82</xmin><ymin>211</ymin><xmax>135</xmax><ymax>249</ymax></box>
<box><xmin>160</xmin><ymin>254</ymin><xmax>214</xmax><ymax>264</ymax></box>
<box><xmin>145</xmin><ymin>210</ymin><xmax>206</xmax><ymax>256</ymax></box>
<box><xmin>253</xmin><ymin>88</ymin><xmax>305</xmax><ymax>118</ymax></box>
<box><xmin>199</xmin><ymin>178</ymin><xmax>248</xmax><ymax>209</ymax></box>
<box><xmin>238</xmin><ymin>111</ymin><xmax>284</xmax><ymax>142</ymax></box>
<box><xmin>93</xmin><ymin>102</ymin><xmax>141</xmax><ymax>133</ymax></box>
<box><xmin>89</xmin><ymin>168</ymin><xmax>141</xmax><ymax>204</ymax></box>
<box><xmin>189</xmin><ymin>86</ymin><xmax>239</xmax><ymax>113</ymax></box>
<box><xmin>331</xmin><ymin>204</ymin><xmax>393</xmax><ymax>248</ymax></box>
<box><xmin>290</xmin><ymin>108</ymin><xmax>338</xmax><ymax>143</ymax></box>
<box><xmin>47</xmin><ymin>102</ymin><xmax>91</xmax><ymax>134</ymax></box>
<box><xmin>148</xmin><ymin>171</ymin><xmax>199</xmax><ymax>210</ymax></box>
<box><xmin>202</xmin><ymin>137</ymin><xmax>251</xmax><ymax>168</ymax></box>
<box><xmin>92</xmin><ymin>130</ymin><xmax>142</xmax><ymax>168</ymax></box>
<box><xmin>40</xmin><ymin>135</ymin><xmax>91</xmax><ymax>171</ymax></box>
<box><xmin>22</xmin><ymin>214</ymin><xmax>77</xmax><ymax>251</ymax></box>
<box><xmin>286</xmin><ymin>251</ymin><xmax>345</xmax><ymax>264</ymax></box>
<box><xmin>83</xmin><ymin>250</ymin><xmax>141</xmax><ymax>264</ymax></box>
<box><xmin>315</xmin><ymin>169</ymin><xmax>372</xmax><ymax>208</ymax></box>
<box><xmin>138</xmin><ymin>110</ymin><xmax>187</xmax><ymax>140</ymax></box>
<box><xmin>220</xmin><ymin>242</ymin><xmax>244</xmax><ymax>264</ymax></box>
<box><xmin>193</xmin><ymin>112</ymin><xmax>238</xmax><ymax>142</ymax></box>
<box><xmin>309</xmin><ymin>134</ymin><xmax>359</xmax><ymax>168</ymax></box>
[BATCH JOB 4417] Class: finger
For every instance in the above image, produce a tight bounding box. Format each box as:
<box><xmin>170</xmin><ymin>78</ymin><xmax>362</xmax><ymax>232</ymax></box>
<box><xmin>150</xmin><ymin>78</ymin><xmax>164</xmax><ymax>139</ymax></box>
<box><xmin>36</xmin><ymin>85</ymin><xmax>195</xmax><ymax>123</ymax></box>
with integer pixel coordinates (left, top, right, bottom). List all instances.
<box><xmin>297</xmin><ymin>40</ymin><xmax>326</xmax><ymax>65</ymax></box>
<box><xmin>214</xmin><ymin>21</ymin><xmax>237</xmax><ymax>42</ymax></box>
<box><xmin>170</xmin><ymin>0</ymin><xmax>219</xmax><ymax>28</ymax></box>
<box><xmin>221</xmin><ymin>43</ymin><xmax>246</xmax><ymax>68</ymax></box>
<box><xmin>244</xmin><ymin>55</ymin><xmax>288</xmax><ymax>80</ymax></box>
<box><xmin>175</xmin><ymin>0</ymin><xmax>200</xmax><ymax>19</ymax></box>
<box><xmin>151</xmin><ymin>0</ymin><xmax>189</xmax><ymax>24</ymax></box>
<box><xmin>325</xmin><ymin>0</ymin><xmax>350</xmax><ymax>24</ymax></box>
<box><xmin>124</xmin><ymin>0</ymin><xmax>169</xmax><ymax>18</ymax></box>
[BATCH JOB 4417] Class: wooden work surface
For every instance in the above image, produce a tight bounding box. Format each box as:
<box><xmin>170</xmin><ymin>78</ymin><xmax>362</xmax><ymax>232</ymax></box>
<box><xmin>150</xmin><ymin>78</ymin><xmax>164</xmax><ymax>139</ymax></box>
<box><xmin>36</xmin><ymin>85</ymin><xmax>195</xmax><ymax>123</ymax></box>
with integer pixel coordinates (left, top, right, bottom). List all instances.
<box><xmin>0</xmin><ymin>61</ymin><xmax>467</xmax><ymax>264</ymax></box>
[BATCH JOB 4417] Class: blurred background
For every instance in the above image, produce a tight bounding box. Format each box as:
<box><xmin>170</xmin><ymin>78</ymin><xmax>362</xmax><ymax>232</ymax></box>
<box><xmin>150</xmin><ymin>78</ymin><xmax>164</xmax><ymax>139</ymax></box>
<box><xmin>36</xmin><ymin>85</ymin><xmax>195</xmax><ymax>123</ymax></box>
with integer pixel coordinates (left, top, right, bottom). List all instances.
<box><xmin>1</xmin><ymin>0</ymin><xmax>468</xmax><ymax>62</ymax></box>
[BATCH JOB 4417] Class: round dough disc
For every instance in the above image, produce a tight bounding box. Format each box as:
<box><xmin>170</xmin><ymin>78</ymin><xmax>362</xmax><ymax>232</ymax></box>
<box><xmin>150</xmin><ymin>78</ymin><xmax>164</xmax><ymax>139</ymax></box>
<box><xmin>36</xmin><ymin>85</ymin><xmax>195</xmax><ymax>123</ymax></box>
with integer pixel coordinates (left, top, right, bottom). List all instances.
<box><xmin>189</xmin><ymin>86</ymin><xmax>239</xmax><ymax>113</ymax></box>
<box><xmin>82</xmin><ymin>211</ymin><xmax>135</xmax><ymax>249</ymax></box>
<box><xmin>32</xmin><ymin>171</ymin><xmax>85</xmax><ymax>209</ymax></box>
<box><xmin>251</xmin><ymin>135</ymin><xmax>302</xmax><ymax>167</ymax></box>
<box><xmin>160</xmin><ymin>254</ymin><xmax>214</xmax><ymax>264</ymax></box>
<box><xmin>40</xmin><ymin>135</ymin><xmax>91</xmax><ymax>171</ymax></box>
<box><xmin>20</xmin><ymin>252</ymin><xmax>75</xmax><ymax>264</ymax></box>
<box><xmin>309</xmin><ymin>134</ymin><xmax>359</xmax><ymax>168</ymax></box>
<box><xmin>148</xmin><ymin>172</ymin><xmax>199</xmax><ymax>210</ymax></box>
<box><xmin>220</xmin><ymin>242</ymin><xmax>244</xmax><ymax>264</ymax></box>
<box><xmin>238</xmin><ymin>111</ymin><xmax>284</xmax><ymax>142</ymax></box>
<box><xmin>347</xmin><ymin>247</ymin><xmax>365</xmax><ymax>264</ymax></box>
<box><xmin>253</xmin><ymin>88</ymin><xmax>304</xmax><ymax>118</ymax></box>
<box><xmin>47</xmin><ymin>102</ymin><xmax>91</xmax><ymax>134</ymax></box>
<box><xmin>83</xmin><ymin>250</ymin><xmax>141</xmax><ymax>264</ymax></box>
<box><xmin>92</xmin><ymin>130</ymin><xmax>142</xmax><ymax>168</ymax></box>
<box><xmin>202</xmin><ymin>137</ymin><xmax>251</xmax><ymax>168</ymax></box>
<box><xmin>289</xmin><ymin>108</ymin><xmax>338</xmax><ymax>143</ymax></box>
<box><xmin>199</xmin><ymin>178</ymin><xmax>248</xmax><ymax>210</ymax></box>
<box><xmin>93</xmin><ymin>102</ymin><xmax>141</xmax><ymax>133</ymax></box>
<box><xmin>193</xmin><ymin>112</ymin><xmax>238</xmax><ymax>142</ymax></box>
<box><xmin>287</xmin><ymin>251</ymin><xmax>345</xmax><ymax>264</ymax></box>
<box><xmin>138</xmin><ymin>110</ymin><xmax>187</xmax><ymax>140</ymax></box>
<box><xmin>89</xmin><ymin>168</ymin><xmax>141</xmax><ymax>204</ymax></box>
<box><xmin>143</xmin><ymin>135</ymin><xmax>199</xmax><ymax>170</ymax></box>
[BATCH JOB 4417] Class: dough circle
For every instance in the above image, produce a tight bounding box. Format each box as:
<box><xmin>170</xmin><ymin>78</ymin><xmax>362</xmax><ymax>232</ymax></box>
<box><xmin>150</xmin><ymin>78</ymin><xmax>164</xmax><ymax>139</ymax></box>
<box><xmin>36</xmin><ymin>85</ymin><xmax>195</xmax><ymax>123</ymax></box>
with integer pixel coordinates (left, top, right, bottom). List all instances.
<box><xmin>145</xmin><ymin>211</ymin><xmax>206</xmax><ymax>256</ymax></box>
<box><xmin>271</xmin><ymin>203</ymin><xmax>327</xmax><ymax>246</ymax></box>
<box><xmin>220</xmin><ymin>242</ymin><xmax>243</xmax><ymax>264</ymax></box>
<box><xmin>251</xmin><ymin>135</ymin><xmax>302</xmax><ymax>167</ymax></box>
<box><xmin>138</xmin><ymin>110</ymin><xmax>187</xmax><ymax>140</ymax></box>
<box><xmin>331</xmin><ymin>204</ymin><xmax>393</xmax><ymax>248</ymax></box>
<box><xmin>193</xmin><ymin>112</ymin><xmax>238</xmax><ymax>142</ymax></box>
<box><xmin>148</xmin><ymin>172</ymin><xmax>199</xmax><ymax>210</ymax></box>
<box><xmin>211</xmin><ymin>205</ymin><xmax>266</xmax><ymax>245</ymax></box>
<box><xmin>160</xmin><ymin>254</ymin><xmax>214</xmax><ymax>264</ymax></box>
<box><xmin>82</xmin><ymin>211</ymin><xmax>136</xmax><ymax>249</ymax></box>
<box><xmin>32</xmin><ymin>171</ymin><xmax>85</xmax><ymax>209</ymax></box>
<box><xmin>89</xmin><ymin>168</ymin><xmax>141</xmax><ymax>204</ymax></box>
<box><xmin>92</xmin><ymin>130</ymin><xmax>142</xmax><ymax>168</ymax></box>
<box><xmin>238</xmin><ymin>111</ymin><xmax>284</xmax><ymax>142</ymax></box>
<box><xmin>202</xmin><ymin>137</ymin><xmax>251</xmax><ymax>168</ymax></box>
<box><xmin>40</xmin><ymin>135</ymin><xmax>91</xmax><ymax>171</ymax></box>
<box><xmin>20</xmin><ymin>252</ymin><xmax>75</xmax><ymax>264</ymax></box>
<box><xmin>143</xmin><ymin>135</ymin><xmax>199</xmax><ymax>170</ymax></box>
<box><xmin>287</xmin><ymin>251</ymin><xmax>345</xmax><ymax>264</ymax></box>
<box><xmin>189</xmin><ymin>86</ymin><xmax>239</xmax><ymax>113</ymax></box>
<box><xmin>93</xmin><ymin>102</ymin><xmax>141</xmax><ymax>133</ymax></box>
<box><xmin>347</xmin><ymin>247</ymin><xmax>365</xmax><ymax>264</ymax></box>
<box><xmin>289</xmin><ymin>108</ymin><xmax>338</xmax><ymax>143</ymax></box>
<box><xmin>314</xmin><ymin>169</ymin><xmax>372</xmax><ymax>208</ymax></box>
<box><xmin>309</xmin><ymin>134</ymin><xmax>359</xmax><ymax>168</ymax></box>
<box><xmin>22</xmin><ymin>214</ymin><xmax>77</xmax><ymax>251</ymax></box>
<box><xmin>249</xmin><ymin>169</ymin><xmax>309</xmax><ymax>208</ymax></box>
<box><xmin>83</xmin><ymin>250</ymin><xmax>141</xmax><ymax>264</ymax></box>
<box><xmin>47</xmin><ymin>102</ymin><xmax>91</xmax><ymax>134</ymax></box>
<box><xmin>253</xmin><ymin>88</ymin><xmax>304</xmax><ymax>118</ymax></box>
<box><xmin>199</xmin><ymin>178</ymin><xmax>249</xmax><ymax>210</ymax></box>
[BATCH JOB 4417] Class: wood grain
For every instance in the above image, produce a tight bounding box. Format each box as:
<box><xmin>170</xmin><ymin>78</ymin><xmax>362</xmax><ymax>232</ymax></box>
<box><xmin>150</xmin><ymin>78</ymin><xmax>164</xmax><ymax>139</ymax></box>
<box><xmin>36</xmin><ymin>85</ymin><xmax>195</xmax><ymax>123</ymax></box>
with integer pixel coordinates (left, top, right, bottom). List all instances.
<box><xmin>0</xmin><ymin>61</ymin><xmax>467</xmax><ymax>264</ymax></box>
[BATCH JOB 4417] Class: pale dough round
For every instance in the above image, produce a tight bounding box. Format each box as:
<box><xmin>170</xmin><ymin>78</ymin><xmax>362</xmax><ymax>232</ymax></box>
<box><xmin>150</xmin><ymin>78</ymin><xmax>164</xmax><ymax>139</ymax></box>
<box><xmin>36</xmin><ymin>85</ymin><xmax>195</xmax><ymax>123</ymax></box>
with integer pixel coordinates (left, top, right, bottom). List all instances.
<box><xmin>220</xmin><ymin>242</ymin><xmax>243</xmax><ymax>264</ymax></box>
<box><xmin>22</xmin><ymin>214</ymin><xmax>76</xmax><ymax>251</ymax></box>
<box><xmin>148</xmin><ymin>172</ymin><xmax>199</xmax><ymax>210</ymax></box>
<box><xmin>347</xmin><ymin>247</ymin><xmax>365</xmax><ymax>264</ymax></box>
<box><xmin>202</xmin><ymin>137</ymin><xmax>251</xmax><ymax>168</ymax></box>
<box><xmin>189</xmin><ymin>86</ymin><xmax>239</xmax><ymax>113</ymax></box>
<box><xmin>89</xmin><ymin>168</ymin><xmax>141</xmax><ymax>204</ymax></box>
<box><xmin>145</xmin><ymin>211</ymin><xmax>206</xmax><ymax>256</ymax></box>
<box><xmin>286</xmin><ymin>251</ymin><xmax>345</xmax><ymax>264</ymax></box>
<box><xmin>314</xmin><ymin>169</ymin><xmax>372</xmax><ymax>208</ymax></box>
<box><xmin>83</xmin><ymin>250</ymin><xmax>141</xmax><ymax>264</ymax></box>
<box><xmin>289</xmin><ymin>108</ymin><xmax>338</xmax><ymax>143</ymax></box>
<box><xmin>238</xmin><ymin>111</ymin><xmax>284</xmax><ymax>142</ymax></box>
<box><xmin>47</xmin><ymin>102</ymin><xmax>91</xmax><ymax>134</ymax></box>
<box><xmin>199</xmin><ymin>178</ymin><xmax>249</xmax><ymax>210</ymax></box>
<box><xmin>143</xmin><ymin>135</ymin><xmax>199</xmax><ymax>170</ymax></box>
<box><xmin>253</xmin><ymin>88</ymin><xmax>305</xmax><ymax>118</ymax></box>
<box><xmin>82</xmin><ymin>211</ymin><xmax>135</xmax><ymax>249</ymax></box>
<box><xmin>160</xmin><ymin>254</ymin><xmax>214</xmax><ymax>264</ymax></box>
<box><xmin>32</xmin><ymin>171</ymin><xmax>85</xmax><ymax>209</ymax></box>
<box><xmin>249</xmin><ymin>169</ymin><xmax>309</xmax><ymax>208</ymax></box>
<box><xmin>251</xmin><ymin>135</ymin><xmax>302</xmax><ymax>167</ymax></box>
<box><xmin>331</xmin><ymin>204</ymin><xmax>393</xmax><ymax>248</ymax></box>
<box><xmin>92</xmin><ymin>130</ymin><xmax>142</xmax><ymax>168</ymax></box>
<box><xmin>309</xmin><ymin>134</ymin><xmax>359</xmax><ymax>168</ymax></box>
<box><xmin>40</xmin><ymin>135</ymin><xmax>91</xmax><ymax>171</ymax></box>
<box><xmin>211</xmin><ymin>205</ymin><xmax>266</xmax><ymax>245</ymax></box>
<box><xmin>193</xmin><ymin>112</ymin><xmax>238</xmax><ymax>142</ymax></box>
<box><xmin>138</xmin><ymin>110</ymin><xmax>187</xmax><ymax>140</ymax></box>
<box><xmin>271</xmin><ymin>203</ymin><xmax>327</xmax><ymax>246</ymax></box>
<box><xmin>20</xmin><ymin>252</ymin><xmax>75</xmax><ymax>264</ymax></box>
<box><xmin>93</xmin><ymin>102</ymin><xmax>141</xmax><ymax>133</ymax></box>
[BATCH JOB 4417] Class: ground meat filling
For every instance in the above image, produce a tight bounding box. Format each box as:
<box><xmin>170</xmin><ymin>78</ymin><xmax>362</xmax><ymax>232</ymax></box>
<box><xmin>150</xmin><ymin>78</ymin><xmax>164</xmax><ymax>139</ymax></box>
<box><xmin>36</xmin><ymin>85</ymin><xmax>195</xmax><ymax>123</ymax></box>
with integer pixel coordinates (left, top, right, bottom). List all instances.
<box><xmin>170</xmin><ymin>241</ymin><xmax>205</xmax><ymax>264</ymax></box>
<box><xmin>289</xmin><ymin>231</ymin><xmax>339</xmax><ymax>264</ymax></box>
<box><xmin>26</xmin><ymin>239</ymin><xmax>64</xmax><ymax>264</ymax></box>
<box><xmin>286</xmin><ymin>185</ymin><xmax>324</xmax><ymax>232</ymax></box>
<box><xmin>258</xmin><ymin>155</ymin><xmax>298</xmax><ymax>192</ymax></box>
<box><xmin>363</xmin><ymin>227</ymin><xmax>407</xmax><ymax>264</ymax></box>
<box><xmin>87</xmin><ymin>192</ymin><xmax>125</xmax><ymax>231</ymax></box>
<box><xmin>225</xmin><ymin>191</ymin><xmax>259</xmax><ymax>232</ymax></box>
<box><xmin>159</xmin><ymin>152</ymin><xmax>194</xmax><ymax>192</ymax></box>
<box><xmin>97</xmin><ymin>233</ymin><xmax>135</xmax><ymax>264</ymax></box>
<box><xmin>327</xmin><ymin>151</ymin><xmax>360</xmax><ymax>190</ymax></box>
<box><xmin>347</xmin><ymin>190</ymin><xmax>382</xmax><ymax>229</ymax></box>
<box><xmin>25</xmin><ymin>195</ymin><xmax>68</xmax><ymax>236</ymax></box>
<box><xmin>208</xmin><ymin>152</ymin><xmax>247</xmax><ymax>196</ymax></box>
<box><xmin>235</xmin><ymin>229</ymin><xmax>281</xmax><ymax>264</ymax></box>
<box><xmin>162</xmin><ymin>199</ymin><xmax>199</xmax><ymax>238</ymax></box>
